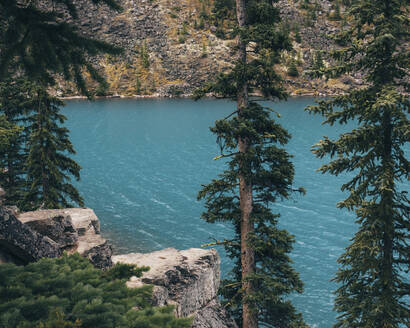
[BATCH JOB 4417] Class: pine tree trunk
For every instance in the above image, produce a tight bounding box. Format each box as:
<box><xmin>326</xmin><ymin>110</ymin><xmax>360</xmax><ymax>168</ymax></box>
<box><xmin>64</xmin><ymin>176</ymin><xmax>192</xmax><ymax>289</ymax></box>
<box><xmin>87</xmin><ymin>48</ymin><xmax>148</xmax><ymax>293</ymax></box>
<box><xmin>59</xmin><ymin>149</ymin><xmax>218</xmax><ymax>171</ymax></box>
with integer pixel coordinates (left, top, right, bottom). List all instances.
<box><xmin>37</xmin><ymin>94</ymin><xmax>49</xmax><ymax>206</ymax></box>
<box><xmin>379</xmin><ymin>109</ymin><xmax>395</xmax><ymax>326</ymax></box>
<box><xmin>379</xmin><ymin>4</ymin><xmax>395</xmax><ymax>322</ymax></box>
<box><xmin>235</xmin><ymin>0</ymin><xmax>257</xmax><ymax>327</ymax></box>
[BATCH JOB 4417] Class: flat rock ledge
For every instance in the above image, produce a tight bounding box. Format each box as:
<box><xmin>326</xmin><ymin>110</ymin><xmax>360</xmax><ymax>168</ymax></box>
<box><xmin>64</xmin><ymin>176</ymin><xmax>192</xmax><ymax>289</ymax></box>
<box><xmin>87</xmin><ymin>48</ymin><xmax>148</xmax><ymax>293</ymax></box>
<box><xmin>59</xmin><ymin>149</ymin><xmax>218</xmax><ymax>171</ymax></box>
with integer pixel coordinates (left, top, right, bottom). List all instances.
<box><xmin>113</xmin><ymin>248</ymin><xmax>237</xmax><ymax>328</ymax></box>
<box><xmin>18</xmin><ymin>208</ymin><xmax>112</xmax><ymax>269</ymax></box>
<box><xmin>0</xmin><ymin>208</ymin><xmax>112</xmax><ymax>268</ymax></box>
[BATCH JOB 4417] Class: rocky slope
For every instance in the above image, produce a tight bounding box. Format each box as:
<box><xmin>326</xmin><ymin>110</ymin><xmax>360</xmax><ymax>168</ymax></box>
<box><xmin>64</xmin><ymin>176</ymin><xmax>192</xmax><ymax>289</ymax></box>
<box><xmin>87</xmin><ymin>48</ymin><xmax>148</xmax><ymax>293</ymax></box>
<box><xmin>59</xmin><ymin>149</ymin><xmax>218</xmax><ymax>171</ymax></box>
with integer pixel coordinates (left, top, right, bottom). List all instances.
<box><xmin>58</xmin><ymin>0</ymin><xmax>355</xmax><ymax>97</ymax></box>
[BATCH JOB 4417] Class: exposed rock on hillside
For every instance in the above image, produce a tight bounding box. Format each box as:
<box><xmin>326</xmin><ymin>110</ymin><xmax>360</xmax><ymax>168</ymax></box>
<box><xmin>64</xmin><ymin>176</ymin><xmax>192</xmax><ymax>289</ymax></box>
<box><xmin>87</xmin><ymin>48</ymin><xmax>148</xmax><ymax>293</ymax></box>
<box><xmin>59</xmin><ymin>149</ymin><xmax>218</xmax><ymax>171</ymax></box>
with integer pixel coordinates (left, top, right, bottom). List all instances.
<box><xmin>113</xmin><ymin>248</ymin><xmax>238</xmax><ymax>328</ymax></box>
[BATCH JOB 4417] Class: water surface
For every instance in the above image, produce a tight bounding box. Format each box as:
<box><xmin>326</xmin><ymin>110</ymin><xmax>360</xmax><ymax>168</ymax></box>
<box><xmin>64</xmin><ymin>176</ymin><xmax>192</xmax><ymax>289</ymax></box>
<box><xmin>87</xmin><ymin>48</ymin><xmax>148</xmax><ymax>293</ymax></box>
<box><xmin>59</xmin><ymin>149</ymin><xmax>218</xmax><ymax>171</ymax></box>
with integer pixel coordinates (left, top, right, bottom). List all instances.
<box><xmin>63</xmin><ymin>98</ymin><xmax>408</xmax><ymax>327</ymax></box>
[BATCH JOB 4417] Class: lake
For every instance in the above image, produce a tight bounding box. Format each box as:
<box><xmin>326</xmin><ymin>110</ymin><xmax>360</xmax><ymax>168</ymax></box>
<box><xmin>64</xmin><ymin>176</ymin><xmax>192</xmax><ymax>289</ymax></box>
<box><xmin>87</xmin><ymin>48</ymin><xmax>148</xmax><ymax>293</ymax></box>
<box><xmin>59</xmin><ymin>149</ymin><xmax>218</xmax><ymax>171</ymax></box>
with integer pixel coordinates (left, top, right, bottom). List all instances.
<box><xmin>63</xmin><ymin>97</ymin><xmax>403</xmax><ymax>327</ymax></box>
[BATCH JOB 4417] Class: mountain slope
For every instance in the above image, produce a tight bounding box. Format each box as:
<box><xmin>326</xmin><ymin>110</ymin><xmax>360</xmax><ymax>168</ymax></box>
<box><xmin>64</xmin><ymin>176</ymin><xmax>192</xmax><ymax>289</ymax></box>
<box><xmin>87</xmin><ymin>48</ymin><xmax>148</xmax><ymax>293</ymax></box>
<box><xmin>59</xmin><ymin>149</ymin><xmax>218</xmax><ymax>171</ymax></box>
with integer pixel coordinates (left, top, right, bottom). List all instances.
<box><xmin>60</xmin><ymin>0</ymin><xmax>357</xmax><ymax>97</ymax></box>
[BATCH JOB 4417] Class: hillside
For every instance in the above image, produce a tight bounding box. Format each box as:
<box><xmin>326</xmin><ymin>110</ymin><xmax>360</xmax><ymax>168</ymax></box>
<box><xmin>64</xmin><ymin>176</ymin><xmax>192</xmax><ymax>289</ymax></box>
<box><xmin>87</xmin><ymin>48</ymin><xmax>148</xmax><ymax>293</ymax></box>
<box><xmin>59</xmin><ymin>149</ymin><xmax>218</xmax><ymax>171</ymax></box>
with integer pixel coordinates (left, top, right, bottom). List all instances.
<box><xmin>59</xmin><ymin>0</ymin><xmax>360</xmax><ymax>97</ymax></box>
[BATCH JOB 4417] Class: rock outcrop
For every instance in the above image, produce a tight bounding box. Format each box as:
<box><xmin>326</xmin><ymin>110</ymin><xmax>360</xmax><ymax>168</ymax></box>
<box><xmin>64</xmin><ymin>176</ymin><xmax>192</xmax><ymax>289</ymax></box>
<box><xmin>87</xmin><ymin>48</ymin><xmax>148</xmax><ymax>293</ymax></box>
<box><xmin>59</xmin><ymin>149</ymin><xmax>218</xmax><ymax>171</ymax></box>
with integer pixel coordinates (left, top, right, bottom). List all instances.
<box><xmin>0</xmin><ymin>207</ymin><xmax>61</xmax><ymax>264</ymax></box>
<box><xmin>18</xmin><ymin>208</ymin><xmax>113</xmax><ymax>269</ymax></box>
<box><xmin>0</xmin><ymin>207</ymin><xmax>112</xmax><ymax>268</ymax></box>
<box><xmin>18</xmin><ymin>212</ymin><xmax>78</xmax><ymax>248</ymax></box>
<box><xmin>113</xmin><ymin>248</ymin><xmax>237</xmax><ymax>328</ymax></box>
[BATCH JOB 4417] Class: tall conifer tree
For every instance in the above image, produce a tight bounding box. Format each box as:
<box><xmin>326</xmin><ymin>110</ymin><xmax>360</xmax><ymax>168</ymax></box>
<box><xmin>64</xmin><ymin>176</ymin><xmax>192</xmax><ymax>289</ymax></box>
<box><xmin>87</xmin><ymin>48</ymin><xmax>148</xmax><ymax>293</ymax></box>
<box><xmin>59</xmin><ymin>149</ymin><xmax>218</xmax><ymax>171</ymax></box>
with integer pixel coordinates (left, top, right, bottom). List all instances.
<box><xmin>308</xmin><ymin>1</ymin><xmax>409</xmax><ymax>327</ymax></box>
<box><xmin>24</xmin><ymin>87</ymin><xmax>84</xmax><ymax>210</ymax></box>
<box><xmin>0</xmin><ymin>79</ymin><xmax>35</xmax><ymax>206</ymax></box>
<box><xmin>0</xmin><ymin>1</ymin><xmax>123</xmax><ymax>208</ymax></box>
<box><xmin>0</xmin><ymin>116</ymin><xmax>21</xmax><ymax>157</ymax></box>
<box><xmin>197</xmin><ymin>1</ymin><xmax>306</xmax><ymax>327</ymax></box>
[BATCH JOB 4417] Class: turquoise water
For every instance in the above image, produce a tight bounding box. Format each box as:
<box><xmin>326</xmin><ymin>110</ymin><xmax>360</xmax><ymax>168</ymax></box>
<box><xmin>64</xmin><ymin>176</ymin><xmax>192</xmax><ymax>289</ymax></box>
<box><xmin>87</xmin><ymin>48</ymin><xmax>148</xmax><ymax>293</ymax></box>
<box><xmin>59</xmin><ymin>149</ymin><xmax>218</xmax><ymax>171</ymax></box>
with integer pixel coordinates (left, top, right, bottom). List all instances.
<box><xmin>63</xmin><ymin>98</ymin><xmax>407</xmax><ymax>327</ymax></box>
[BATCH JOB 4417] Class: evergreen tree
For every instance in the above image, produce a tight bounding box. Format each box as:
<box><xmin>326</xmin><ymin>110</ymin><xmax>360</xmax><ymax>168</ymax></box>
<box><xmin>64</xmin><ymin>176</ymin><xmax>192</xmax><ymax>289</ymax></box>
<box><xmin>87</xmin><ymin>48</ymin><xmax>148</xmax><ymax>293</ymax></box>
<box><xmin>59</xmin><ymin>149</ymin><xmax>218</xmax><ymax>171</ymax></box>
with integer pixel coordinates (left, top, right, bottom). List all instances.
<box><xmin>294</xmin><ymin>26</ymin><xmax>302</xmax><ymax>43</ymax></box>
<box><xmin>0</xmin><ymin>253</ymin><xmax>192</xmax><ymax>328</ymax></box>
<box><xmin>196</xmin><ymin>0</ymin><xmax>306</xmax><ymax>327</ymax></box>
<box><xmin>0</xmin><ymin>116</ymin><xmax>21</xmax><ymax>155</ymax></box>
<box><xmin>312</xmin><ymin>51</ymin><xmax>324</xmax><ymax>72</ymax></box>
<box><xmin>23</xmin><ymin>87</ymin><xmax>84</xmax><ymax>210</ymax></box>
<box><xmin>307</xmin><ymin>1</ymin><xmax>409</xmax><ymax>327</ymax></box>
<box><xmin>0</xmin><ymin>1</ymin><xmax>122</xmax><ymax>207</ymax></box>
<box><xmin>0</xmin><ymin>0</ymin><xmax>122</xmax><ymax>96</ymax></box>
<box><xmin>287</xmin><ymin>58</ymin><xmax>299</xmax><ymax>77</ymax></box>
<box><xmin>0</xmin><ymin>79</ymin><xmax>35</xmax><ymax>206</ymax></box>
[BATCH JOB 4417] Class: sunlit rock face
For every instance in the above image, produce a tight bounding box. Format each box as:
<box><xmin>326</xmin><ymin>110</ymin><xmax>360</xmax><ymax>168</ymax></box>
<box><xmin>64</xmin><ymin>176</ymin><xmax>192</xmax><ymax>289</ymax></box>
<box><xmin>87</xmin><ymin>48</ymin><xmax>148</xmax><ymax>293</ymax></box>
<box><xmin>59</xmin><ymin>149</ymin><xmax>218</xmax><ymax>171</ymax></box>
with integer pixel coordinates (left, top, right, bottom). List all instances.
<box><xmin>0</xmin><ymin>208</ymin><xmax>112</xmax><ymax>268</ymax></box>
<box><xmin>113</xmin><ymin>248</ymin><xmax>238</xmax><ymax>328</ymax></box>
<box><xmin>18</xmin><ymin>208</ymin><xmax>113</xmax><ymax>269</ymax></box>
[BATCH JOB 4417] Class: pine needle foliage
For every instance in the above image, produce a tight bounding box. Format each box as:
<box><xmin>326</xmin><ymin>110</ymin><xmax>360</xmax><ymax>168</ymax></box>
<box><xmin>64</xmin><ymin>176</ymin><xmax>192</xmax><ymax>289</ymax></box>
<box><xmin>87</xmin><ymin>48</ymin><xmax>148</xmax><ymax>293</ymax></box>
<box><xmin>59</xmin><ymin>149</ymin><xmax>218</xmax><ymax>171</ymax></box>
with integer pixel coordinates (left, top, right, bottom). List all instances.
<box><xmin>0</xmin><ymin>79</ymin><xmax>34</xmax><ymax>206</ymax></box>
<box><xmin>0</xmin><ymin>0</ymin><xmax>122</xmax><ymax>96</ymax></box>
<box><xmin>0</xmin><ymin>116</ymin><xmax>21</xmax><ymax>154</ymax></box>
<box><xmin>0</xmin><ymin>253</ymin><xmax>192</xmax><ymax>328</ymax></box>
<box><xmin>197</xmin><ymin>0</ymin><xmax>306</xmax><ymax>327</ymax></box>
<box><xmin>23</xmin><ymin>87</ymin><xmax>84</xmax><ymax>210</ymax></box>
<box><xmin>307</xmin><ymin>1</ymin><xmax>409</xmax><ymax>327</ymax></box>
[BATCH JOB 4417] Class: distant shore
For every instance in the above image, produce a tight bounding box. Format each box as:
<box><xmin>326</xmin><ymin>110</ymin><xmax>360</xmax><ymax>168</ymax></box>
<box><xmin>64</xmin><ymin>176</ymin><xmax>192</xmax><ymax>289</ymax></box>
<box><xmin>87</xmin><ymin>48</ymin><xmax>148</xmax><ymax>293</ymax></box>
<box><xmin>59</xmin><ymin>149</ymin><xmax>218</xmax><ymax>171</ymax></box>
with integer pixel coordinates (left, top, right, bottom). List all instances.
<box><xmin>60</xmin><ymin>91</ymin><xmax>336</xmax><ymax>100</ymax></box>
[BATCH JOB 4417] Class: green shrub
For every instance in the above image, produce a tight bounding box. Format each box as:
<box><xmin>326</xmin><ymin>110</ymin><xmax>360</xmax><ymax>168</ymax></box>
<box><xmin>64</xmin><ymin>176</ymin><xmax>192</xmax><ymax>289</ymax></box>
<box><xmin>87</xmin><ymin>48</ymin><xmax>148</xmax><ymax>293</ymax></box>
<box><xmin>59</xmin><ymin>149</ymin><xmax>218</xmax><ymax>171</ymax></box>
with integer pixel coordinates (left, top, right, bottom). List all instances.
<box><xmin>312</xmin><ymin>50</ymin><xmax>324</xmax><ymax>71</ymax></box>
<box><xmin>201</xmin><ymin>44</ymin><xmax>208</xmax><ymax>58</ymax></box>
<box><xmin>287</xmin><ymin>59</ymin><xmax>299</xmax><ymax>77</ymax></box>
<box><xmin>0</xmin><ymin>254</ymin><xmax>191</xmax><ymax>328</ymax></box>
<box><xmin>294</xmin><ymin>29</ymin><xmax>302</xmax><ymax>43</ymax></box>
<box><xmin>178</xmin><ymin>35</ymin><xmax>186</xmax><ymax>44</ymax></box>
<box><xmin>95</xmin><ymin>84</ymin><xmax>108</xmax><ymax>97</ymax></box>
<box><xmin>140</xmin><ymin>42</ymin><xmax>150</xmax><ymax>69</ymax></box>
<box><xmin>135</xmin><ymin>78</ymin><xmax>141</xmax><ymax>94</ymax></box>
<box><xmin>199</xmin><ymin>17</ymin><xmax>205</xmax><ymax>29</ymax></box>
<box><xmin>328</xmin><ymin>3</ymin><xmax>342</xmax><ymax>21</ymax></box>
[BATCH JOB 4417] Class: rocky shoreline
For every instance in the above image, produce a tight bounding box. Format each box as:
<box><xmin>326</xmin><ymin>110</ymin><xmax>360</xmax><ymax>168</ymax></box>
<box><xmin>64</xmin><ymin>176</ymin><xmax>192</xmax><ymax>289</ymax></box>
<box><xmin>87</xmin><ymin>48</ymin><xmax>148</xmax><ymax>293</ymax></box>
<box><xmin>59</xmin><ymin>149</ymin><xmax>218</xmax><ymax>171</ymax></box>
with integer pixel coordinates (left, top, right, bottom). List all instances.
<box><xmin>0</xmin><ymin>206</ymin><xmax>236</xmax><ymax>328</ymax></box>
<box><xmin>60</xmin><ymin>92</ymin><xmax>336</xmax><ymax>101</ymax></box>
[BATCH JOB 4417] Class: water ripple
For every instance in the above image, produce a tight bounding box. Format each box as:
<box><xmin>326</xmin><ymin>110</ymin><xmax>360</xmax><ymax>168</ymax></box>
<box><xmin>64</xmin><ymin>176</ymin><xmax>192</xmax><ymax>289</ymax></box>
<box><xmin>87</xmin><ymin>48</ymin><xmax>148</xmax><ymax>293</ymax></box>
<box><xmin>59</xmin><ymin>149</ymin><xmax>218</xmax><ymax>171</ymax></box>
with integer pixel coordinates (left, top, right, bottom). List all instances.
<box><xmin>64</xmin><ymin>98</ymin><xmax>409</xmax><ymax>328</ymax></box>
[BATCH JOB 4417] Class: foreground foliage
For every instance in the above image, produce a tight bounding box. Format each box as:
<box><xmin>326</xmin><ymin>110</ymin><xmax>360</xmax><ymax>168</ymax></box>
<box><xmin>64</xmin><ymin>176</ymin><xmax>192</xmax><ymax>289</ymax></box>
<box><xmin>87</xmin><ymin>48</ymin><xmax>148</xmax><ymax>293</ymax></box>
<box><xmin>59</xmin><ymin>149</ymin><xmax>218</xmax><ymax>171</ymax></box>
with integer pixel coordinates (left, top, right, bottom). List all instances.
<box><xmin>0</xmin><ymin>79</ymin><xmax>33</xmax><ymax>206</ymax></box>
<box><xmin>308</xmin><ymin>0</ymin><xmax>409</xmax><ymax>327</ymax></box>
<box><xmin>0</xmin><ymin>254</ymin><xmax>191</xmax><ymax>328</ymax></box>
<box><xmin>0</xmin><ymin>116</ymin><xmax>21</xmax><ymax>155</ymax></box>
<box><xmin>197</xmin><ymin>0</ymin><xmax>306</xmax><ymax>327</ymax></box>
<box><xmin>0</xmin><ymin>81</ymin><xmax>84</xmax><ymax>210</ymax></box>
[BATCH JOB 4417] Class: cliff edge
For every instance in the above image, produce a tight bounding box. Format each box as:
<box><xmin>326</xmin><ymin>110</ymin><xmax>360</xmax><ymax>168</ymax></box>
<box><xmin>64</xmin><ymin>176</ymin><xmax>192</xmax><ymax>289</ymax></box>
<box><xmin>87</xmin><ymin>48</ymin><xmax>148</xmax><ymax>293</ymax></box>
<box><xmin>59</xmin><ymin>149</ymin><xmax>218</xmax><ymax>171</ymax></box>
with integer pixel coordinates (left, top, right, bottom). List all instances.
<box><xmin>114</xmin><ymin>248</ymin><xmax>238</xmax><ymax>328</ymax></box>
